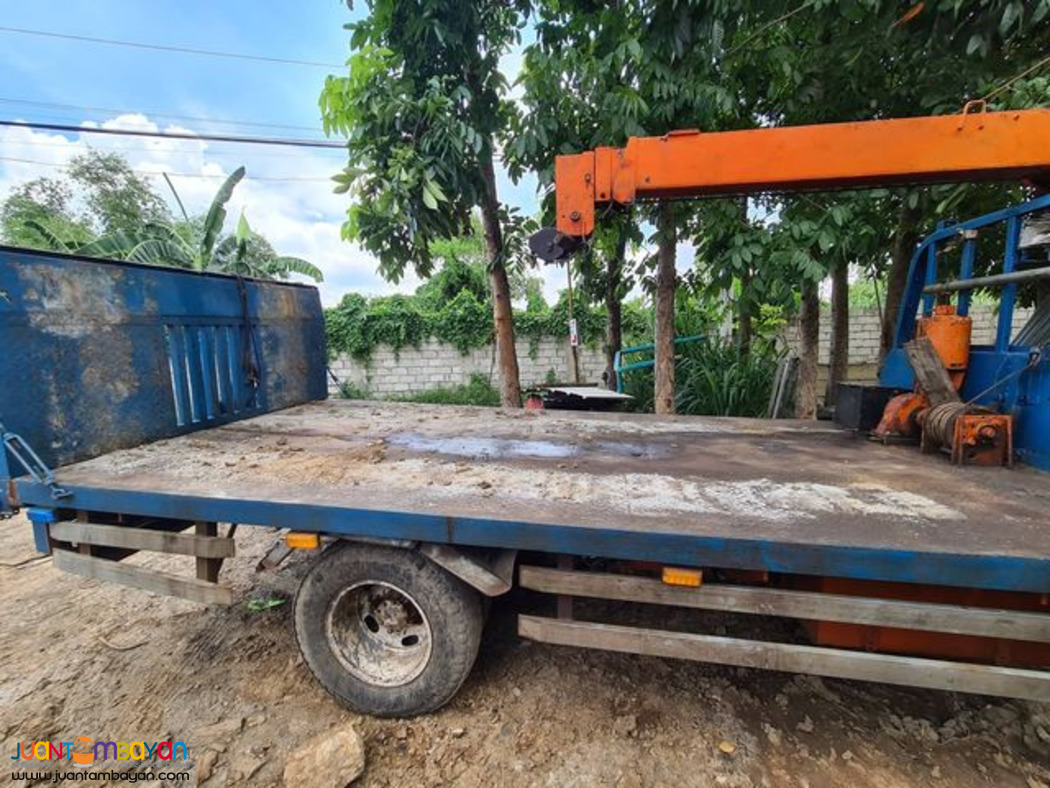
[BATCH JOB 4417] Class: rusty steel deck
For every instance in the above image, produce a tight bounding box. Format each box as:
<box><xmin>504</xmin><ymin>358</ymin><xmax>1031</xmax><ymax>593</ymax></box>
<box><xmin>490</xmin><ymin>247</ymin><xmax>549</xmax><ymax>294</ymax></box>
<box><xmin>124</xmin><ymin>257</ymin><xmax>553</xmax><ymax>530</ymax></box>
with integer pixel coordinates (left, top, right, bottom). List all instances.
<box><xmin>15</xmin><ymin>400</ymin><xmax>1050</xmax><ymax>592</ymax></box>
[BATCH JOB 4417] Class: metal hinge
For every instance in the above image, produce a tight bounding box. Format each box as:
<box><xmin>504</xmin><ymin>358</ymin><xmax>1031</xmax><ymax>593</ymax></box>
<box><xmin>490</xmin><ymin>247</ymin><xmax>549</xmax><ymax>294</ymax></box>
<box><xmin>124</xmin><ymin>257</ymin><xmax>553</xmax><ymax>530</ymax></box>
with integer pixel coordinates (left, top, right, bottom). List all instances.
<box><xmin>0</xmin><ymin>420</ymin><xmax>71</xmax><ymax>502</ymax></box>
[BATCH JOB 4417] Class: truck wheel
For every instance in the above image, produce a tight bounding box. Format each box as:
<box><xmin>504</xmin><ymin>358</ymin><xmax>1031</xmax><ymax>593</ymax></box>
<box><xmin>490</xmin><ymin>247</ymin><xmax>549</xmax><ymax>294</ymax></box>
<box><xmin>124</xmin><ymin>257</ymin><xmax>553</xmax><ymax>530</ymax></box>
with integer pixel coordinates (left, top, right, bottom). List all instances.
<box><xmin>294</xmin><ymin>541</ymin><xmax>484</xmax><ymax>717</ymax></box>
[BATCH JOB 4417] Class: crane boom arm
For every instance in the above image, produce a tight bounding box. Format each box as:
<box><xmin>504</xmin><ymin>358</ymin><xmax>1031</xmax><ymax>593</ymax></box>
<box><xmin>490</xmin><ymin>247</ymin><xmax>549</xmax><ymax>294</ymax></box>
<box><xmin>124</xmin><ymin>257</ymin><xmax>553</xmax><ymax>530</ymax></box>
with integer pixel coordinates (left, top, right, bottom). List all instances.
<box><xmin>534</xmin><ymin>109</ymin><xmax>1050</xmax><ymax>260</ymax></box>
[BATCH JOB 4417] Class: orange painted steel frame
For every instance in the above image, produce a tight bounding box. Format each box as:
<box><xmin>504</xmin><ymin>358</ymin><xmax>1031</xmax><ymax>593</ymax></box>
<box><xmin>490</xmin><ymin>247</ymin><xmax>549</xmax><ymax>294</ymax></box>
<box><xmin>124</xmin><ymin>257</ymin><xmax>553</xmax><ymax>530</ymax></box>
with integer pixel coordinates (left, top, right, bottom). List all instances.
<box><xmin>788</xmin><ymin>577</ymin><xmax>1050</xmax><ymax>669</ymax></box>
<box><xmin>555</xmin><ymin>109</ymin><xmax>1050</xmax><ymax>237</ymax></box>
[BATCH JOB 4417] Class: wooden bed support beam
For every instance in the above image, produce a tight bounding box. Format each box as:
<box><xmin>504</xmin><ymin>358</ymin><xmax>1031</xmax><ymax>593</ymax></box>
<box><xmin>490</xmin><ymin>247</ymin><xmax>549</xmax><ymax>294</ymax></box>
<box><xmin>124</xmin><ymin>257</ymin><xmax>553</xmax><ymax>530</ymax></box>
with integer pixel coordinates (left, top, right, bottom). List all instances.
<box><xmin>518</xmin><ymin>615</ymin><xmax>1050</xmax><ymax>702</ymax></box>
<box><xmin>518</xmin><ymin>566</ymin><xmax>1050</xmax><ymax>642</ymax></box>
<box><xmin>49</xmin><ymin>518</ymin><xmax>235</xmax><ymax>605</ymax></box>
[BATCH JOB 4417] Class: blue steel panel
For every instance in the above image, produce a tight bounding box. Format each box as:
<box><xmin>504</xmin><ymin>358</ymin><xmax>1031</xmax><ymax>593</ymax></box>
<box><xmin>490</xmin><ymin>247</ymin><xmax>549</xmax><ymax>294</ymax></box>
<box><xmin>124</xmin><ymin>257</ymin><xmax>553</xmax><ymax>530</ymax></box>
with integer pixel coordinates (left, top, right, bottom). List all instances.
<box><xmin>15</xmin><ymin>481</ymin><xmax>1050</xmax><ymax>594</ymax></box>
<box><xmin>996</xmin><ymin>216</ymin><xmax>1020</xmax><ymax>352</ymax></box>
<box><xmin>879</xmin><ymin>348</ymin><xmax>914</xmax><ymax>390</ymax></box>
<box><xmin>921</xmin><ymin>244</ymin><xmax>938</xmax><ymax>315</ymax></box>
<box><xmin>957</xmin><ymin>237</ymin><xmax>976</xmax><ymax>316</ymax></box>
<box><xmin>165</xmin><ymin>326</ymin><xmax>191</xmax><ymax>426</ymax></box>
<box><xmin>214</xmin><ymin>327</ymin><xmax>232</xmax><ymax>416</ymax></box>
<box><xmin>0</xmin><ymin>247</ymin><xmax>327</xmax><ymax>469</ymax></box>
<box><xmin>185</xmin><ymin>326</ymin><xmax>207</xmax><ymax>423</ymax></box>
<box><xmin>0</xmin><ymin>438</ymin><xmax>11</xmax><ymax>517</ymax></box>
<box><xmin>199</xmin><ymin>327</ymin><xmax>218</xmax><ymax>420</ymax></box>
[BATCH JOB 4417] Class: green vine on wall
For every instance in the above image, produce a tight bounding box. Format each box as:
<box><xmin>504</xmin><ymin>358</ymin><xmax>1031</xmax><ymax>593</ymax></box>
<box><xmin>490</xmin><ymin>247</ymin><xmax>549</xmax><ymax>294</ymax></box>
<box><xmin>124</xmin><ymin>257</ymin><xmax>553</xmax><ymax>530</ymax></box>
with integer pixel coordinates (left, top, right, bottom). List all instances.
<box><xmin>325</xmin><ymin>289</ymin><xmax>653</xmax><ymax>362</ymax></box>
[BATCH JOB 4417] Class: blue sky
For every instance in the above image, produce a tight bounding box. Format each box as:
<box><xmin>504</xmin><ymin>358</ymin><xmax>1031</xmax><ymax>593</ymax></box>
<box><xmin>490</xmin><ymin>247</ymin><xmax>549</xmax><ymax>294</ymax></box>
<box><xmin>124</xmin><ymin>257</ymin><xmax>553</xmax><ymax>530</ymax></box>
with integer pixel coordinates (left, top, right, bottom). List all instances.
<box><xmin>0</xmin><ymin>0</ymin><xmax>550</xmax><ymax>304</ymax></box>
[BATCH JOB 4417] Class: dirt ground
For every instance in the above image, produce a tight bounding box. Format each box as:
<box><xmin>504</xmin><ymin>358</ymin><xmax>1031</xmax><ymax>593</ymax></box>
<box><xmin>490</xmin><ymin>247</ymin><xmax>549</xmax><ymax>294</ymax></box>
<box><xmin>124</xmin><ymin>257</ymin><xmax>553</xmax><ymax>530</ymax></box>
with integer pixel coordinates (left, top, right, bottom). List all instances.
<box><xmin>2</xmin><ymin>514</ymin><xmax>1049</xmax><ymax>788</ymax></box>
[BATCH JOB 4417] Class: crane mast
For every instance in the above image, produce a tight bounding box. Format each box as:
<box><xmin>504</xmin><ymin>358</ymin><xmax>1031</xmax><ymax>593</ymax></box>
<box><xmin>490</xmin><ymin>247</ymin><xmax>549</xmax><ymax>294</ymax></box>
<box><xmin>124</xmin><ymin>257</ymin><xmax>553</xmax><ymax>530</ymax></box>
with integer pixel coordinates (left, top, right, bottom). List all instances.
<box><xmin>530</xmin><ymin>107</ymin><xmax>1050</xmax><ymax>261</ymax></box>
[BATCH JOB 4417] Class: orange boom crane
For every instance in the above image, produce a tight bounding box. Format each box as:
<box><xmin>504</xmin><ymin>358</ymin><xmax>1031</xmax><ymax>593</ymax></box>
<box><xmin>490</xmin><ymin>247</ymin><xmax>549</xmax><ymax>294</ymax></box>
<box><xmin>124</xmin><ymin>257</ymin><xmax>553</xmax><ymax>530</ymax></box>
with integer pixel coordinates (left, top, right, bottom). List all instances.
<box><xmin>529</xmin><ymin>106</ymin><xmax>1050</xmax><ymax>262</ymax></box>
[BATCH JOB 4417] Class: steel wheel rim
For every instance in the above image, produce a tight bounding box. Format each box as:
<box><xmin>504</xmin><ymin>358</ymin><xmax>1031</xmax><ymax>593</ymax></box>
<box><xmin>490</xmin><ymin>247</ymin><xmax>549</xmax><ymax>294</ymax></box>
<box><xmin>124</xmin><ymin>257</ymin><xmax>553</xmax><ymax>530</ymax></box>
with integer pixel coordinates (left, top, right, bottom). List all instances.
<box><xmin>326</xmin><ymin>580</ymin><xmax>433</xmax><ymax>687</ymax></box>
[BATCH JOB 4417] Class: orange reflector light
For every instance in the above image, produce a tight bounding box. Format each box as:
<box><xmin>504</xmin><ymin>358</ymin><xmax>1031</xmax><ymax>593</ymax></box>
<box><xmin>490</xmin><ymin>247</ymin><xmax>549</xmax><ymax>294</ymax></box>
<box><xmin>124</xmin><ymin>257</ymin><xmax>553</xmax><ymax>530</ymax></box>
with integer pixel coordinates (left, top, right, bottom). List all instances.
<box><xmin>662</xmin><ymin>567</ymin><xmax>702</xmax><ymax>587</ymax></box>
<box><xmin>286</xmin><ymin>532</ymin><xmax>320</xmax><ymax>550</ymax></box>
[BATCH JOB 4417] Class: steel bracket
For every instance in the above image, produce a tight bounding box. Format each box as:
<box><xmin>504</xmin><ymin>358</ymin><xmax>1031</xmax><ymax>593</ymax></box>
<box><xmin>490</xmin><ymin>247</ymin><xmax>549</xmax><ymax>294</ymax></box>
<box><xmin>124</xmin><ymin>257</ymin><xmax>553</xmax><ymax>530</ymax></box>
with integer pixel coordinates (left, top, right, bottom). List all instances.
<box><xmin>0</xmin><ymin>420</ymin><xmax>71</xmax><ymax>502</ymax></box>
<box><xmin>419</xmin><ymin>543</ymin><xmax>517</xmax><ymax>597</ymax></box>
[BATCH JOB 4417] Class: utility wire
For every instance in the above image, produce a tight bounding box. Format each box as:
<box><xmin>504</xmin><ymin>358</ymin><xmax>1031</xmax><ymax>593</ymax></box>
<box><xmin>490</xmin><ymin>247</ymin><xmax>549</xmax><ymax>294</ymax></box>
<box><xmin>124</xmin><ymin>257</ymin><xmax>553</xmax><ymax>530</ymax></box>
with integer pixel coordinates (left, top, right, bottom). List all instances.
<box><xmin>725</xmin><ymin>0</ymin><xmax>816</xmax><ymax>57</ymax></box>
<box><xmin>0</xmin><ymin>119</ymin><xmax>346</xmax><ymax>149</ymax></box>
<box><xmin>1</xmin><ymin>134</ymin><xmax>345</xmax><ymax>159</ymax></box>
<box><xmin>981</xmin><ymin>53</ymin><xmax>1050</xmax><ymax>104</ymax></box>
<box><xmin>0</xmin><ymin>25</ymin><xmax>344</xmax><ymax>69</ymax></box>
<box><xmin>0</xmin><ymin>97</ymin><xmax>325</xmax><ymax>133</ymax></box>
<box><xmin>0</xmin><ymin>154</ymin><xmax>334</xmax><ymax>183</ymax></box>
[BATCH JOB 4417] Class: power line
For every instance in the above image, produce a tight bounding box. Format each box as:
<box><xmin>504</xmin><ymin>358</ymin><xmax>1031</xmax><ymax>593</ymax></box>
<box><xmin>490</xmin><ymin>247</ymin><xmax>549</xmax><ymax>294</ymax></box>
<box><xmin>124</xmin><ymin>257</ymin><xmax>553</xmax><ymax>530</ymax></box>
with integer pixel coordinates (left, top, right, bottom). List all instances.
<box><xmin>0</xmin><ymin>135</ymin><xmax>345</xmax><ymax>159</ymax></box>
<box><xmin>0</xmin><ymin>154</ymin><xmax>335</xmax><ymax>183</ymax></box>
<box><xmin>0</xmin><ymin>119</ymin><xmax>346</xmax><ymax>149</ymax></box>
<box><xmin>0</xmin><ymin>97</ymin><xmax>325</xmax><ymax>133</ymax></box>
<box><xmin>0</xmin><ymin>25</ymin><xmax>345</xmax><ymax>69</ymax></box>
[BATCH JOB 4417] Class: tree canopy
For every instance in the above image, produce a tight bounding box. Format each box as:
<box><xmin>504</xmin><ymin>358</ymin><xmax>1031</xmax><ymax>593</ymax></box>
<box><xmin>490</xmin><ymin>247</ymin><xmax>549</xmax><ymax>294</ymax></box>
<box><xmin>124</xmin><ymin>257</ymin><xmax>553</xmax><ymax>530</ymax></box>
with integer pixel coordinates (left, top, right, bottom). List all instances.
<box><xmin>319</xmin><ymin>0</ymin><xmax>1050</xmax><ymax>413</ymax></box>
<box><xmin>321</xmin><ymin>0</ymin><xmax>533</xmax><ymax>406</ymax></box>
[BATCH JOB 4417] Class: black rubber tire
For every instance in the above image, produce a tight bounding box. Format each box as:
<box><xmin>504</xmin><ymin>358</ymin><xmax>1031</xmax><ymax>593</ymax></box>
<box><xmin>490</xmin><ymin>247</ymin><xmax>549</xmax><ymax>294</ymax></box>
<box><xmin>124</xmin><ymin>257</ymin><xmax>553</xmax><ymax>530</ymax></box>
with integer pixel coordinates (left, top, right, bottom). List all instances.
<box><xmin>294</xmin><ymin>541</ymin><xmax>484</xmax><ymax>717</ymax></box>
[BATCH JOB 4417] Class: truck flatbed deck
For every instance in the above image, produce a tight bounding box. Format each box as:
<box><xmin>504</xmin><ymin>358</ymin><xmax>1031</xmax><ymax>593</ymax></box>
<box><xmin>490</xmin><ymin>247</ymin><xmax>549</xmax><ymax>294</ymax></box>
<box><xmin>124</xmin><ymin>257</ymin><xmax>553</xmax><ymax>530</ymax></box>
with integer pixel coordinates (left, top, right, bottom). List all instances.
<box><xmin>17</xmin><ymin>399</ymin><xmax>1050</xmax><ymax>593</ymax></box>
<box><xmin>5</xmin><ymin>248</ymin><xmax>1050</xmax><ymax>711</ymax></box>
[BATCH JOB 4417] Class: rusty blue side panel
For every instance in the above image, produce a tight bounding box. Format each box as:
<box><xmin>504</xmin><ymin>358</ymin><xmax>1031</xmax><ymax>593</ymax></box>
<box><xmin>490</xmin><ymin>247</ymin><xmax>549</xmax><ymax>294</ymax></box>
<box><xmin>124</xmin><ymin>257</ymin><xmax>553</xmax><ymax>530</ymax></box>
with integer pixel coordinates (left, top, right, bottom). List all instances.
<box><xmin>0</xmin><ymin>246</ymin><xmax>327</xmax><ymax>511</ymax></box>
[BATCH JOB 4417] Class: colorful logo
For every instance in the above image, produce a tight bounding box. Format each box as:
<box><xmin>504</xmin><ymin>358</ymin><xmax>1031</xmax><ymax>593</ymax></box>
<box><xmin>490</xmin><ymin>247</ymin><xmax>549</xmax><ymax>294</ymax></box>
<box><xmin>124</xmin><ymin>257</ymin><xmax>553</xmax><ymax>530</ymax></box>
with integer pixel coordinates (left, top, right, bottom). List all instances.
<box><xmin>10</xmin><ymin>737</ymin><xmax>188</xmax><ymax>765</ymax></box>
<box><xmin>70</xmin><ymin>737</ymin><xmax>94</xmax><ymax>767</ymax></box>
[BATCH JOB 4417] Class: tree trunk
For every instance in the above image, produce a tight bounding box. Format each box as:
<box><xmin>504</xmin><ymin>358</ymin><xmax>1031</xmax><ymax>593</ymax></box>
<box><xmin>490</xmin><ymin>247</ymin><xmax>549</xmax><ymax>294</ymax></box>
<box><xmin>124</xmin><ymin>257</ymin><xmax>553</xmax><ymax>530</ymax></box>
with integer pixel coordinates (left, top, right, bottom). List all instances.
<box><xmin>795</xmin><ymin>278</ymin><xmax>820</xmax><ymax>419</ymax></box>
<box><xmin>879</xmin><ymin>199</ymin><xmax>922</xmax><ymax>363</ymax></box>
<box><xmin>737</xmin><ymin>196</ymin><xmax>753</xmax><ymax>355</ymax></box>
<box><xmin>738</xmin><ymin>262</ymin><xmax>753</xmax><ymax>355</ymax></box>
<box><xmin>824</xmin><ymin>260</ymin><xmax>849</xmax><ymax>407</ymax></box>
<box><xmin>604</xmin><ymin>231</ymin><xmax>626</xmax><ymax>391</ymax></box>
<box><xmin>654</xmin><ymin>203</ymin><xmax>677</xmax><ymax>415</ymax></box>
<box><xmin>478</xmin><ymin>152</ymin><xmax>522</xmax><ymax>408</ymax></box>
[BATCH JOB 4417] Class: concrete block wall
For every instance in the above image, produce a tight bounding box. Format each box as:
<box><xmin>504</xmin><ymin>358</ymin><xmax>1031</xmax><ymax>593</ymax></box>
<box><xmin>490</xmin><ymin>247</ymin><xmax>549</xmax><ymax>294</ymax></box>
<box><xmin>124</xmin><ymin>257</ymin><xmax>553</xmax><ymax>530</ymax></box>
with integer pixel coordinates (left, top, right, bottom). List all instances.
<box><xmin>328</xmin><ymin>338</ymin><xmax>607</xmax><ymax>397</ymax></box>
<box><xmin>781</xmin><ymin>305</ymin><xmax>1033</xmax><ymax>384</ymax></box>
<box><xmin>329</xmin><ymin>306</ymin><xmax>1034</xmax><ymax>397</ymax></box>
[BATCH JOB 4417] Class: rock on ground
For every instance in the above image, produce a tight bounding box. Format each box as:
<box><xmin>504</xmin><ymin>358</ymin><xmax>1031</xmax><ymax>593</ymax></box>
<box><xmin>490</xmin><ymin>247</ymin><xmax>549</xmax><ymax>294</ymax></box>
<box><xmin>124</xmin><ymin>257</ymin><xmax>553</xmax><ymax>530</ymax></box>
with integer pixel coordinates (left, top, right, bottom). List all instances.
<box><xmin>283</xmin><ymin>724</ymin><xmax>365</xmax><ymax>787</ymax></box>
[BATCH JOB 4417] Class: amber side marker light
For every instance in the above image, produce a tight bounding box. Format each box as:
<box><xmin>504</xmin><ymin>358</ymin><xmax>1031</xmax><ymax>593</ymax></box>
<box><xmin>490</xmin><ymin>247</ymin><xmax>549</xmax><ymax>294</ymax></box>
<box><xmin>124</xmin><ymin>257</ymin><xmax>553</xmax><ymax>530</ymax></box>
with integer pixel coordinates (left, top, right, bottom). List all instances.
<box><xmin>662</xmin><ymin>567</ymin><xmax>703</xmax><ymax>587</ymax></box>
<box><xmin>286</xmin><ymin>532</ymin><xmax>321</xmax><ymax>550</ymax></box>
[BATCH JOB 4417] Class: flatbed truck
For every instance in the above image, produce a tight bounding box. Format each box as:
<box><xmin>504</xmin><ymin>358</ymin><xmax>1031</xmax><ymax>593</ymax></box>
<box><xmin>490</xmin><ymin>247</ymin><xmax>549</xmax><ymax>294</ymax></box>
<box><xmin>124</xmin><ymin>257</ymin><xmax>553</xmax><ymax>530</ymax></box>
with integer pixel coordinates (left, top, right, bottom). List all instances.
<box><xmin>3</xmin><ymin>109</ymin><xmax>1050</xmax><ymax>716</ymax></box>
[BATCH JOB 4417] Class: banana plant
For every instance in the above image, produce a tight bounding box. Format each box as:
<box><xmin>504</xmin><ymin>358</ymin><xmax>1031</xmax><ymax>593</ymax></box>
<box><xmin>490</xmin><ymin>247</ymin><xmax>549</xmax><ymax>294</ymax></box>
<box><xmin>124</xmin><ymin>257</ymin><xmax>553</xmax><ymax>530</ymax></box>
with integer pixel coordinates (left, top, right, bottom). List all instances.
<box><xmin>136</xmin><ymin>169</ymin><xmax>324</xmax><ymax>282</ymax></box>
<box><xmin>127</xmin><ymin>168</ymin><xmax>248</xmax><ymax>271</ymax></box>
<box><xmin>22</xmin><ymin>166</ymin><xmax>323</xmax><ymax>283</ymax></box>
<box><xmin>216</xmin><ymin>210</ymin><xmax>324</xmax><ymax>281</ymax></box>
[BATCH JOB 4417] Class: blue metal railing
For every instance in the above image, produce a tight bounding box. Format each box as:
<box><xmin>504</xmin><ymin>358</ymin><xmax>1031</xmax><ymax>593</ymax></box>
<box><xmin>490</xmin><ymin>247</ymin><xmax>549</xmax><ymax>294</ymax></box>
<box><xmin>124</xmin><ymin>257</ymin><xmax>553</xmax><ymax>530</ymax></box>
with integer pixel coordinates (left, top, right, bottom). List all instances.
<box><xmin>890</xmin><ymin>192</ymin><xmax>1050</xmax><ymax>355</ymax></box>
<box><xmin>613</xmin><ymin>334</ymin><xmax>707</xmax><ymax>393</ymax></box>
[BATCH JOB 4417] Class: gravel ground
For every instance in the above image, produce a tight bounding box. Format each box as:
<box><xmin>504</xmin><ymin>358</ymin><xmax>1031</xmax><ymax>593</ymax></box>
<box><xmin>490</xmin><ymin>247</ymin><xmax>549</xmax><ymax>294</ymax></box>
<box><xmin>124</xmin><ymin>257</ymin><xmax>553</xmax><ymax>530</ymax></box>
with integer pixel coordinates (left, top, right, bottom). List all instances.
<box><xmin>1</xmin><ymin>514</ymin><xmax>1048</xmax><ymax>788</ymax></box>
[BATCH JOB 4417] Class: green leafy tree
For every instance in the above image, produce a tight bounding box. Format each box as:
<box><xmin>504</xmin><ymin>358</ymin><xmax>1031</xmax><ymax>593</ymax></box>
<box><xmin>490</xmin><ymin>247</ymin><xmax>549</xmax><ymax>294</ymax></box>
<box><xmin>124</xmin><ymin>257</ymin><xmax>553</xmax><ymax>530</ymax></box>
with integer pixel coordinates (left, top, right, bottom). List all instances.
<box><xmin>126</xmin><ymin>168</ymin><xmax>247</xmax><ymax>271</ymax></box>
<box><xmin>320</xmin><ymin>0</ymin><xmax>530</xmax><ymax>407</ymax></box>
<box><xmin>0</xmin><ymin>177</ymin><xmax>95</xmax><ymax>249</ymax></box>
<box><xmin>67</xmin><ymin>151</ymin><xmax>171</xmax><ymax>236</ymax></box>
<box><xmin>513</xmin><ymin>0</ymin><xmax>757</xmax><ymax>412</ymax></box>
<box><xmin>739</xmin><ymin>0</ymin><xmax>1050</xmax><ymax>410</ymax></box>
<box><xmin>418</xmin><ymin>232</ymin><xmax>496</xmax><ymax>310</ymax></box>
